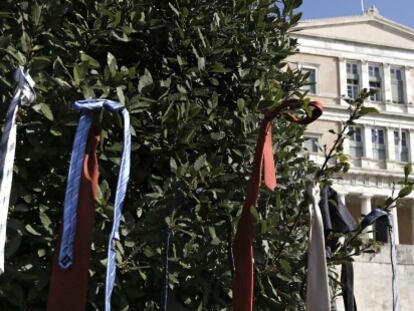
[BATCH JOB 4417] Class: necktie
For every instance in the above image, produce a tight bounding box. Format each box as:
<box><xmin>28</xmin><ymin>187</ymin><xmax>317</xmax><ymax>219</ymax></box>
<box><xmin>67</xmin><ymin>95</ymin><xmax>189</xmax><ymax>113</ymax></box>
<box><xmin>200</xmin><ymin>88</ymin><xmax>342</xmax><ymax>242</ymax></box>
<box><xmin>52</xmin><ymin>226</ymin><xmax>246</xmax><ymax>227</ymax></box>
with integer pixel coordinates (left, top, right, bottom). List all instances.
<box><xmin>361</xmin><ymin>208</ymin><xmax>399</xmax><ymax>311</ymax></box>
<box><xmin>341</xmin><ymin>261</ymin><xmax>357</xmax><ymax>311</ymax></box>
<box><xmin>233</xmin><ymin>99</ymin><xmax>323</xmax><ymax>311</ymax></box>
<box><xmin>319</xmin><ymin>186</ymin><xmax>358</xmax><ymax>311</ymax></box>
<box><xmin>48</xmin><ymin>130</ymin><xmax>100</xmax><ymax>311</ymax></box>
<box><xmin>306</xmin><ymin>183</ymin><xmax>331</xmax><ymax>311</ymax></box>
<box><xmin>0</xmin><ymin>66</ymin><xmax>35</xmax><ymax>274</ymax></box>
<box><xmin>58</xmin><ymin>99</ymin><xmax>131</xmax><ymax>311</ymax></box>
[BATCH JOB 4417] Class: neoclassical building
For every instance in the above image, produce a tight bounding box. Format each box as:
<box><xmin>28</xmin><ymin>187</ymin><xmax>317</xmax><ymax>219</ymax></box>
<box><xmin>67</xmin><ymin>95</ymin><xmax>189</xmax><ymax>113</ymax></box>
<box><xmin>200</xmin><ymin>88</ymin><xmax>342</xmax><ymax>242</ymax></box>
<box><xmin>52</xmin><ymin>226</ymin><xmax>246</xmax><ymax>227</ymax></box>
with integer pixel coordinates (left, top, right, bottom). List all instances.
<box><xmin>289</xmin><ymin>6</ymin><xmax>414</xmax><ymax>310</ymax></box>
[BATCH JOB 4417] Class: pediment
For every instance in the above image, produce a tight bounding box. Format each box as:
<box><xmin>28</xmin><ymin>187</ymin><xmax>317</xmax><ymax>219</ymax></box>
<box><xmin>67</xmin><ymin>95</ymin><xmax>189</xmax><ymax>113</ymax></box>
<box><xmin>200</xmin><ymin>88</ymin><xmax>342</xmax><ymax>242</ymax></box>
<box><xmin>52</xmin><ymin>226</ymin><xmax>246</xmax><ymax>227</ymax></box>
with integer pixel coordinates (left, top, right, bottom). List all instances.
<box><xmin>293</xmin><ymin>14</ymin><xmax>414</xmax><ymax>50</ymax></box>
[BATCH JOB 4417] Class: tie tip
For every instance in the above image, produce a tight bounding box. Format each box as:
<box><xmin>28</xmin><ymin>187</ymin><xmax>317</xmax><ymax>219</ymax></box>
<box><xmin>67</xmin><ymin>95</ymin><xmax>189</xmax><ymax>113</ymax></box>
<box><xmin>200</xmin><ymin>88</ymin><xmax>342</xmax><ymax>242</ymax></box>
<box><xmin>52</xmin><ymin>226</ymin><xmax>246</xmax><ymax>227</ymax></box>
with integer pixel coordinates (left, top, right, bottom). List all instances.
<box><xmin>59</xmin><ymin>255</ymin><xmax>73</xmax><ymax>269</ymax></box>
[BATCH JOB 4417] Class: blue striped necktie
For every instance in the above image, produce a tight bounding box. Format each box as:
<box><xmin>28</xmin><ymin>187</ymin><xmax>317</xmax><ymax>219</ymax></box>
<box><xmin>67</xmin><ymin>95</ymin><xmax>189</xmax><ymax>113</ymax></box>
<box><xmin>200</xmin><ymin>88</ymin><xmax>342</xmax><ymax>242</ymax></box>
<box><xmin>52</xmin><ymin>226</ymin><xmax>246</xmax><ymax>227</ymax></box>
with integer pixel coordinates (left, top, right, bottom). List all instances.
<box><xmin>361</xmin><ymin>208</ymin><xmax>399</xmax><ymax>311</ymax></box>
<box><xmin>58</xmin><ymin>99</ymin><xmax>131</xmax><ymax>311</ymax></box>
<box><xmin>0</xmin><ymin>66</ymin><xmax>36</xmax><ymax>274</ymax></box>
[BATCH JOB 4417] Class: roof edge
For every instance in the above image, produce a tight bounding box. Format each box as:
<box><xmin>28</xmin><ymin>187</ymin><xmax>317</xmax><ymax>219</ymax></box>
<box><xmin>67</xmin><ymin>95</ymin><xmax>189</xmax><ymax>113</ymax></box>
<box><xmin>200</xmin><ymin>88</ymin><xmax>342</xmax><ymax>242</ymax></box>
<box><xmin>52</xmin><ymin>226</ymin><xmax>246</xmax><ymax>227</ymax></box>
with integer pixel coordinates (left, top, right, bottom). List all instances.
<box><xmin>294</xmin><ymin>12</ymin><xmax>414</xmax><ymax>38</ymax></box>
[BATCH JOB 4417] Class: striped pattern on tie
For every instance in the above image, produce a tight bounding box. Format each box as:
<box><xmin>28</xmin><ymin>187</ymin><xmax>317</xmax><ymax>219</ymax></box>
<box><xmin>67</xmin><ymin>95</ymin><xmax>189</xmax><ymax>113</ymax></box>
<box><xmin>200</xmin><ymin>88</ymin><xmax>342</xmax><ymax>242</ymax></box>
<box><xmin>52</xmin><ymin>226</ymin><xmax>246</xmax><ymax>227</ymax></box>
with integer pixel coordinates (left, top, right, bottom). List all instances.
<box><xmin>0</xmin><ymin>67</ymin><xmax>35</xmax><ymax>274</ymax></box>
<box><xmin>58</xmin><ymin>99</ymin><xmax>131</xmax><ymax>311</ymax></box>
<box><xmin>388</xmin><ymin>213</ymin><xmax>399</xmax><ymax>311</ymax></box>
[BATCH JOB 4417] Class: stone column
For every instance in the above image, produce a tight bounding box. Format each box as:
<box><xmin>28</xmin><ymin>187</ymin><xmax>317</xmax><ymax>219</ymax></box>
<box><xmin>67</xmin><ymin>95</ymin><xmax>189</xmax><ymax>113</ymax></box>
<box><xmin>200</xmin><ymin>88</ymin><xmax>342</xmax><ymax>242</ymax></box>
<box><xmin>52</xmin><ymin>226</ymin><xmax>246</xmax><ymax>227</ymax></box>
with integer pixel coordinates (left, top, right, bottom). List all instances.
<box><xmin>404</xmin><ymin>66</ymin><xmax>412</xmax><ymax>105</ymax></box>
<box><xmin>383</xmin><ymin>63</ymin><xmax>392</xmax><ymax>103</ymax></box>
<box><xmin>409</xmin><ymin>130</ymin><xmax>414</xmax><ymax>163</ymax></box>
<box><xmin>389</xmin><ymin>207</ymin><xmax>399</xmax><ymax>245</ymax></box>
<box><xmin>363</xmin><ymin>125</ymin><xmax>373</xmax><ymax>159</ymax></box>
<box><xmin>341</xmin><ymin>122</ymin><xmax>350</xmax><ymax>156</ymax></box>
<box><xmin>386</xmin><ymin>127</ymin><xmax>396</xmax><ymax>162</ymax></box>
<box><xmin>338</xmin><ymin>57</ymin><xmax>348</xmax><ymax>104</ymax></box>
<box><xmin>360</xmin><ymin>195</ymin><xmax>373</xmax><ymax>239</ymax></box>
<box><xmin>361</xmin><ymin>60</ymin><xmax>370</xmax><ymax>91</ymax></box>
<box><xmin>412</xmin><ymin>199</ymin><xmax>414</xmax><ymax>244</ymax></box>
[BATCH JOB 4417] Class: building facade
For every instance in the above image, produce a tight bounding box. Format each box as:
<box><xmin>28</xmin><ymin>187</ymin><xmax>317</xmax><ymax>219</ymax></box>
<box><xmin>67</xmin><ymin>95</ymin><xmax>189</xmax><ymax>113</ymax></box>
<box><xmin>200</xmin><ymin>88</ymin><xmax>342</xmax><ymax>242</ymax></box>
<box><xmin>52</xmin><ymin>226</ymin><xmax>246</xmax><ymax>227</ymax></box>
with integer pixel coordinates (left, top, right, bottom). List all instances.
<box><xmin>289</xmin><ymin>6</ymin><xmax>414</xmax><ymax>310</ymax></box>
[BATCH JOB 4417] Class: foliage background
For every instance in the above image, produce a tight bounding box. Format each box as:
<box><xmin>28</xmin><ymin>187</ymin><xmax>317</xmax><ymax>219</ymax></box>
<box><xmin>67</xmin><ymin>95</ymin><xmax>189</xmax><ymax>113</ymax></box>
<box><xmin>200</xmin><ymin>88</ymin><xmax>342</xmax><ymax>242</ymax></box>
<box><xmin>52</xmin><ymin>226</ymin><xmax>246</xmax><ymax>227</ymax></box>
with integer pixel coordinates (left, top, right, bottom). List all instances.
<box><xmin>0</xmin><ymin>0</ymin><xmax>365</xmax><ymax>310</ymax></box>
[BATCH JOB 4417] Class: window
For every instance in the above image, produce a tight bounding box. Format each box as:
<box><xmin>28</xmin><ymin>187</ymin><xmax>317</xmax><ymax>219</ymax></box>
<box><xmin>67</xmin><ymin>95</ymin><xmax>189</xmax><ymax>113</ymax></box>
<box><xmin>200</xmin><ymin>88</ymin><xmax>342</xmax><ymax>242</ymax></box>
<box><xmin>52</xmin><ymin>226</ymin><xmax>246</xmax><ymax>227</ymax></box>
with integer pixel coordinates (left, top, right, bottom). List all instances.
<box><xmin>346</xmin><ymin>62</ymin><xmax>360</xmax><ymax>99</ymax></box>
<box><xmin>301</xmin><ymin>66</ymin><xmax>317</xmax><ymax>95</ymax></box>
<box><xmin>304</xmin><ymin>136</ymin><xmax>319</xmax><ymax>153</ymax></box>
<box><xmin>391</xmin><ymin>67</ymin><xmax>404</xmax><ymax>104</ymax></box>
<box><xmin>372</xmin><ymin>128</ymin><xmax>386</xmax><ymax>160</ymax></box>
<box><xmin>394</xmin><ymin>130</ymin><xmax>409</xmax><ymax>162</ymax></box>
<box><xmin>368</xmin><ymin>64</ymin><xmax>382</xmax><ymax>102</ymax></box>
<box><xmin>349</xmin><ymin>126</ymin><xmax>363</xmax><ymax>157</ymax></box>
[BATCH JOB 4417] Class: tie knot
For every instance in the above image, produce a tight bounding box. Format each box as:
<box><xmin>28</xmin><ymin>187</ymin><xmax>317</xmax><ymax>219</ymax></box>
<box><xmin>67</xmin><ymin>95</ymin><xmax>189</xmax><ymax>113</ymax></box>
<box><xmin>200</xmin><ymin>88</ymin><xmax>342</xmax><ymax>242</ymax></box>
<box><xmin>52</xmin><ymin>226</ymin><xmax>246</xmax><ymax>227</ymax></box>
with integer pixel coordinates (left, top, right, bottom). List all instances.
<box><xmin>307</xmin><ymin>182</ymin><xmax>320</xmax><ymax>205</ymax></box>
<box><xmin>14</xmin><ymin>66</ymin><xmax>36</xmax><ymax>106</ymax></box>
<box><xmin>73</xmin><ymin>99</ymin><xmax>125</xmax><ymax>113</ymax></box>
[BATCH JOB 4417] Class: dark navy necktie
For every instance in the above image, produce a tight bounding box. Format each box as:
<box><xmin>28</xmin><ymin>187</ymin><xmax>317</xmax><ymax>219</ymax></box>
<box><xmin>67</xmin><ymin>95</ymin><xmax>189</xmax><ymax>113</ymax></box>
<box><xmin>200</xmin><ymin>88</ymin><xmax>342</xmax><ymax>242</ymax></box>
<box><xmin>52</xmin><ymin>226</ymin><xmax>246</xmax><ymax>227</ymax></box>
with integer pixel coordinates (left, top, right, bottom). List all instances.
<box><xmin>58</xmin><ymin>99</ymin><xmax>131</xmax><ymax>311</ymax></box>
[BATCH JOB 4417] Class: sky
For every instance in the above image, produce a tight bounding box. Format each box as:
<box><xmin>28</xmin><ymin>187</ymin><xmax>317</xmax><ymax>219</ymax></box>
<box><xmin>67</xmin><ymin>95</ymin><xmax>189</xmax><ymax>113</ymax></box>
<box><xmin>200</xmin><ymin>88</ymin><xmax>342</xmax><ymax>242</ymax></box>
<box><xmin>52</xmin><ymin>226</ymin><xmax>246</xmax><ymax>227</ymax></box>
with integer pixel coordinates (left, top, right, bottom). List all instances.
<box><xmin>299</xmin><ymin>0</ymin><xmax>414</xmax><ymax>29</ymax></box>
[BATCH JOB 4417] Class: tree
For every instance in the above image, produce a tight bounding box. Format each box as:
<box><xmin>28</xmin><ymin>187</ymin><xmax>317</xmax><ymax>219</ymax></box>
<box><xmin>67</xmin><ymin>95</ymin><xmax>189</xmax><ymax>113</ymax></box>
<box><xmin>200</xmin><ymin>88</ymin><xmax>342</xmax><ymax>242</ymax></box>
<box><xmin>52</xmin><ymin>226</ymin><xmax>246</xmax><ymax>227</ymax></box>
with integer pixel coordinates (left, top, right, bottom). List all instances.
<box><xmin>0</xmin><ymin>1</ymin><xmax>404</xmax><ymax>310</ymax></box>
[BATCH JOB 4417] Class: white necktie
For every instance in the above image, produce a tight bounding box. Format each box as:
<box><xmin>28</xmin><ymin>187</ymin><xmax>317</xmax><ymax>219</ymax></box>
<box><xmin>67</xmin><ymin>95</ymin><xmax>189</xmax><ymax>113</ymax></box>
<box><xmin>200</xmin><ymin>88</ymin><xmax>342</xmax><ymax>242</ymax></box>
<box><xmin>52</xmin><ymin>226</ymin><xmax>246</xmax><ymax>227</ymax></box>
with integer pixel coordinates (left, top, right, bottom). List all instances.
<box><xmin>0</xmin><ymin>66</ymin><xmax>35</xmax><ymax>274</ymax></box>
<box><xmin>306</xmin><ymin>182</ymin><xmax>331</xmax><ymax>310</ymax></box>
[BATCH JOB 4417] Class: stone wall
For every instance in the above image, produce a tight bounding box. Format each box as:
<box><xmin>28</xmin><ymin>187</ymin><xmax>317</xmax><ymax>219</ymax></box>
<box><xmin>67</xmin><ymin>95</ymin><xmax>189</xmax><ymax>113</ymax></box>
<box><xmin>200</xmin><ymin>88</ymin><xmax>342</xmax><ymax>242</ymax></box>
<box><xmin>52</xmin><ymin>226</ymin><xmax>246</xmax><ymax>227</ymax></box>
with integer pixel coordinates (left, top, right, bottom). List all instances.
<box><xmin>336</xmin><ymin>244</ymin><xmax>414</xmax><ymax>310</ymax></box>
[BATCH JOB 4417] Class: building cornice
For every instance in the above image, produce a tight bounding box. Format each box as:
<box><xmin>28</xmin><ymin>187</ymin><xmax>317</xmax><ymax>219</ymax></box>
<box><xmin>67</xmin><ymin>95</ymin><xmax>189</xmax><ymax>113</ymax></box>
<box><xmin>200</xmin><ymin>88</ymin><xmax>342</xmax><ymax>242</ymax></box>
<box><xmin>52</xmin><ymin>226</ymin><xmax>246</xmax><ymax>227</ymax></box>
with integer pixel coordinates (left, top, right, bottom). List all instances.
<box><xmin>295</xmin><ymin>37</ymin><xmax>414</xmax><ymax>67</ymax></box>
<box><xmin>291</xmin><ymin>11</ymin><xmax>414</xmax><ymax>52</ymax></box>
<box><xmin>292</xmin><ymin>33</ymin><xmax>414</xmax><ymax>53</ymax></box>
<box><xmin>293</xmin><ymin>12</ymin><xmax>414</xmax><ymax>39</ymax></box>
<box><xmin>320</xmin><ymin>104</ymin><xmax>414</xmax><ymax>126</ymax></box>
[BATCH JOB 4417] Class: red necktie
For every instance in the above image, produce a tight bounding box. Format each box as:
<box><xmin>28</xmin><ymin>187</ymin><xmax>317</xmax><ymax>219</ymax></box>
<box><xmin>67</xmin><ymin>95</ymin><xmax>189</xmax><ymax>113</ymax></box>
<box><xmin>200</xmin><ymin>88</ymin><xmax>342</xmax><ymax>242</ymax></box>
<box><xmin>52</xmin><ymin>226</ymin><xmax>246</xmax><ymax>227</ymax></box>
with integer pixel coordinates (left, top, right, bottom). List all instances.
<box><xmin>47</xmin><ymin>130</ymin><xmax>100</xmax><ymax>311</ymax></box>
<box><xmin>233</xmin><ymin>100</ymin><xmax>323</xmax><ymax>311</ymax></box>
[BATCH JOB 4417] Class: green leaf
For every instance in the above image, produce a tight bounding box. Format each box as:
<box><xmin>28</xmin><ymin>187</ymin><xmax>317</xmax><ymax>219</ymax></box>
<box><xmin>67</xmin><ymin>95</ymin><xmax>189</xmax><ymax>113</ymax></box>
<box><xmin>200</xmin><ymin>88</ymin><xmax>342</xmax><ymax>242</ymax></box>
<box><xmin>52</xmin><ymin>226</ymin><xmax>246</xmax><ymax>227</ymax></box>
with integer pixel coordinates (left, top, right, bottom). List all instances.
<box><xmin>80</xmin><ymin>52</ymin><xmax>100</xmax><ymax>69</ymax></box>
<box><xmin>404</xmin><ymin>163</ymin><xmax>412</xmax><ymax>183</ymax></box>
<box><xmin>39</xmin><ymin>212</ymin><xmax>52</xmax><ymax>232</ymax></box>
<box><xmin>138</xmin><ymin>69</ymin><xmax>153</xmax><ymax>93</ymax></box>
<box><xmin>20</xmin><ymin>32</ymin><xmax>30</xmax><ymax>53</ymax></box>
<box><xmin>197</xmin><ymin>57</ymin><xmax>205</xmax><ymax>71</ymax></box>
<box><xmin>258</xmin><ymin>99</ymin><xmax>276</xmax><ymax>110</ymax></box>
<box><xmin>30</xmin><ymin>56</ymin><xmax>52</xmax><ymax>71</ymax></box>
<box><xmin>116</xmin><ymin>86</ymin><xmax>126</xmax><ymax>104</ymax></box>
<box><xmin>208</xmin><ymin>226</ymin><xmax>220</xmax><ymax>245</ymax></box>
<box><xmin>338</xmin><ymin>154</ymin><xmax>348</xmax><ymax>163</ymax></box>
<box><xmin>360</xmin><ymin>107</ymin><xmax>380</xmax><ymax>115</ymax></box>
<box><xmin>37</xmin><ymin>249</ymin><xmax>46</xmax><ymax>257</ymax></box>
<box><xmin>170</xmin><ymin>157</ymin><xmax>178</xmax><ymax>173</ymax></box>
<box><xmin>73</xmin><ymin>63</ymin><xmax>85</xmax><ymax>85</ymax></box>
<box><xmin>39</xmin><ymin>103</ymin><xmax>54</xmax><ymax>121</ymax></box>
<box><xmin>194</xmin><ymin>154</ymin><xmax>206</xmax><ymax>171</ymax></box>
<box><xmin>25</xmin><ymin>224</ymin><xmax>41</xmax><ymax>236</ymax></box>
<box><xmin>398</xmin><ymin>185</ymin><xmax>412</xmax><ymax>198</ymax></box>
<box><xmin>210</xmin><ymin>131</ymin><xmax>225</xmax><ymax>140</ymax></box>
<box><xmin>107</xmin><ymin>52</ymin><xmax>118</xmax><ymax>76</ymax></box>
<box><xmin>237</xmin><ymin>98</ymin><xmax>245</xmax><ymax>110</ymax></box>
<box><xmin>168</xmin><ymin>2</ymin><xmax>180</xmax><ymax>16</ymax></box>
<box><xmin>32</xmin><ymin>3</ymin><xmax>42</xmax><ymax>26</ymax></box>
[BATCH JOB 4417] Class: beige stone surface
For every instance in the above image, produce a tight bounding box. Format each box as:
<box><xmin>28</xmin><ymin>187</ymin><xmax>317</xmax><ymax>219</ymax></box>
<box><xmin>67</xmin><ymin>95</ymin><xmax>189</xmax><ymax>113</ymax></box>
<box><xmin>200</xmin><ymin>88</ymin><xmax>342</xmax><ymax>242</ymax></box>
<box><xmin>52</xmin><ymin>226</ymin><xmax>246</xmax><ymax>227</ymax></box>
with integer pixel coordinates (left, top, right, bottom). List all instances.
<box><xmin>288</xmin><ymin>53</ymin><xmax>339</xmax><ymax>100</ymax></box>
<box><xmin>336</xmin><ymin>245</ymin><xmax>414</xmax><ymax>311</ymax></box>
<box><xmin>305</xmin><ymin>119</ymin><xmax>339</xmax><ymax>152</ymax></box>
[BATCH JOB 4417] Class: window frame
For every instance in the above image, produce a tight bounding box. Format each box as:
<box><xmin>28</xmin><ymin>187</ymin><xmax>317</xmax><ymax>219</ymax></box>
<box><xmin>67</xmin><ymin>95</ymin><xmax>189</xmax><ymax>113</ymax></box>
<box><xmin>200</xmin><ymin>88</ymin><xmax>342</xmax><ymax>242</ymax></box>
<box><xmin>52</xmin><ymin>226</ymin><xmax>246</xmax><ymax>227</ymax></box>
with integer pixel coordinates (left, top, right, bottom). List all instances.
<box><xmin>299</xmin><ymin>63</ymin><xmax>319</xmax><ymax>95</ymax></box>
<box><xmin>371</xmin><ymin>127</ymin><xmax>386</xmax><ymax>161</ymax></box>
<box><xmin>303</xmin><ymin>133</ymin><xmax>321</xmax><ymax>153</ymax></box>
<box><xmin>390</xmin><ymin>66</ymin><xmax>405</xmax><ymax>104</ymax></box>
<box><xmin>394</xmin><ymin>129</ymin><xmax>409</xmax><ymax>162</ymax></box>
<box><xmin>349</xmin><ymin>126</ymin><xmax>364</xmax><ymax>158</ymax></box>
<box><xmin>346</xmin><ymin>61</ymin><xmax>360</xmax><ymax>99</ymax></box>
<box><xmin>368</xmin><ymin>63</ymin><xmax>383</xmax><ymax>102</ymax></box>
